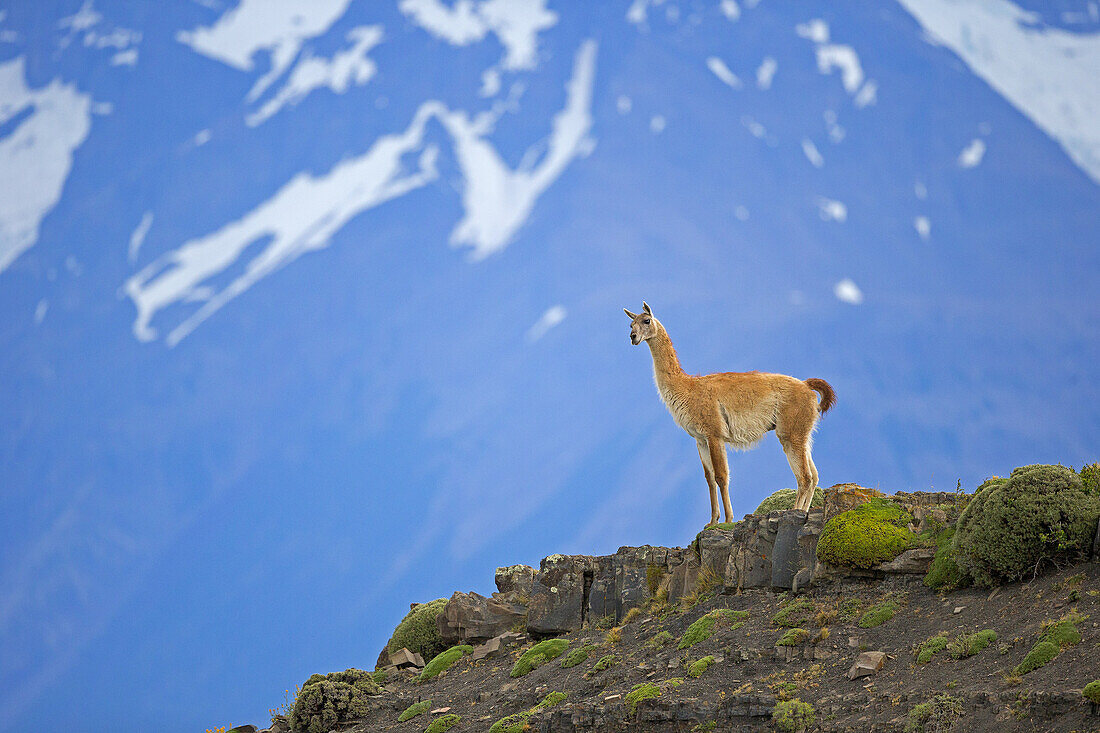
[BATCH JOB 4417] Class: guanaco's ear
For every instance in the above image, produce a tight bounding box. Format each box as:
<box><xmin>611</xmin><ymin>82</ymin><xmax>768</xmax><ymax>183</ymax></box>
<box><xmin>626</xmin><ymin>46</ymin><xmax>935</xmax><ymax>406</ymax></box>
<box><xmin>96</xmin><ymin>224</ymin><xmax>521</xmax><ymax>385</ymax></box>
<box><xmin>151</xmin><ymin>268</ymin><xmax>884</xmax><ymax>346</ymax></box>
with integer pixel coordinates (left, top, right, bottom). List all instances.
<box><xmin>642</xmin><ymin>302</ymin><xmax>652</xmax><ymax>315</ymax></box>
<box><xmin>624</xmin><ymin>308</ymin><xmax>638</xmax><ymax>319</ymax></box>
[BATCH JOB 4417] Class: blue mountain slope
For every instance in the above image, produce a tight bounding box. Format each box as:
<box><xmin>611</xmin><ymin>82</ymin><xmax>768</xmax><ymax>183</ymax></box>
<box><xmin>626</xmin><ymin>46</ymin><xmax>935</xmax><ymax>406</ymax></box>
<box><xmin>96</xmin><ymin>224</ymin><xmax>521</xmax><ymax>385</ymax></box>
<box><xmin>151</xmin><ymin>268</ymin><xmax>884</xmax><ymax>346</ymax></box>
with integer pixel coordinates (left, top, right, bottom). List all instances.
<box><xmin>0</xmin><ymin>1</ymin><xmax>1097</xmax><ymax>730</ymax></box>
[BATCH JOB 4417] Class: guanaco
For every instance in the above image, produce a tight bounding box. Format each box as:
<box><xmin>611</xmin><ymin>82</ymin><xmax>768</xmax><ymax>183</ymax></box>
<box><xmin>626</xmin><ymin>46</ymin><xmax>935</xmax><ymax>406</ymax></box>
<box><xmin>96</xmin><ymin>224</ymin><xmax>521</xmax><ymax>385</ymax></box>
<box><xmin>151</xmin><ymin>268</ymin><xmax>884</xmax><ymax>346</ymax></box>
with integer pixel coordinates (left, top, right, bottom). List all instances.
<box><xmin>625</xmin><ymin>302</ymin><xmax>835</xmax><ymax>525</ymax></box>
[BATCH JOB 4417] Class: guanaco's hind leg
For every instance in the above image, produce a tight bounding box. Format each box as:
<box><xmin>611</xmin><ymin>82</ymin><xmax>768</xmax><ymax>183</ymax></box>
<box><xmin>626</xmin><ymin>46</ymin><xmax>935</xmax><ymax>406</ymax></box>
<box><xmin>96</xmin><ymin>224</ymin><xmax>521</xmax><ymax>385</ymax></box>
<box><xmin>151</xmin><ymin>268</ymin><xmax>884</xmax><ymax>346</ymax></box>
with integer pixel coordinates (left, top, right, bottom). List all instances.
<box><xmin>696</xmin><ymin>439</ymin><xmax>720</xmax><ymax>526</ymax></box>
<box><xmin>708</xmin><ymin>438</ymin><xmax>734</xmax><ymax>523</ymax></box>
<box><xmin>781</xmin><ymin>440</ymin><xmax>817</xmax><ymax>511</ymax></box>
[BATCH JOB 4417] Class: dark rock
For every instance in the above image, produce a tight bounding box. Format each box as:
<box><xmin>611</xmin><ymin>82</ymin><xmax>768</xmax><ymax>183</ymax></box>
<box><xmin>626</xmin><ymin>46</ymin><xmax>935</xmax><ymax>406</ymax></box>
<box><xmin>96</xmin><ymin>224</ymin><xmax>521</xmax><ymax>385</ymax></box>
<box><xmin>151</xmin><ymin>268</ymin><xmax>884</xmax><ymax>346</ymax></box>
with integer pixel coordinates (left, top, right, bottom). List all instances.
<box><xmin>470</xmin><ymin>635</ymin><xmax>502</xmax><ymax>660</ymax></box>
<box><xmin>771</xmin><ymin>510</ymin><xmax>808</xmax><ymax>589</ymax></box>
<box><xmin>258</xmin><ymin>718</ymin><xmax>288</xmax><ymax>733</ymax></box>
<box><xmin>437</xmin><ymin>590</ymin><xmax>527</xmax><ymax>646</ymax></box>
<box><xmin>697</xmin><ymin>529</ymin><xmax>735</xmax><ymax>576</ymax></box>
<box><xmin>389</xmin><ymin>648</ymin><xmax>425</xmax><ymax>669</ymax></box>
<box><xmin>723</xmin><ymin>516</ymin><xmax>777</xmax><ymax>592</ymax></box>
<box><xmin>527</xmin><ymin>554</ymin><xmax>599</xmax><ymax>635</ymax></box>
<box><xmin>613</xmin><ymin>545</ymin><xmax>675</xmax><ymax>618</ymax></box>
<box><xmin>227</xmin><ymin>726</ymin><xmax>257</xmax><ymax>733</ymax></box>
<box><xmin>495</xmin><ymin>564</ymin><xmax>537</xmax><ymax>596</ymax></box>
<box><xmin>873</xmin><ymin>547</ymin><xmax>935</xmax><ymax>574</ymax></box>
<box><xmin>667</xmin><ymin>551</ymin><xmax>700</xmax><ymax>603</ymax></box>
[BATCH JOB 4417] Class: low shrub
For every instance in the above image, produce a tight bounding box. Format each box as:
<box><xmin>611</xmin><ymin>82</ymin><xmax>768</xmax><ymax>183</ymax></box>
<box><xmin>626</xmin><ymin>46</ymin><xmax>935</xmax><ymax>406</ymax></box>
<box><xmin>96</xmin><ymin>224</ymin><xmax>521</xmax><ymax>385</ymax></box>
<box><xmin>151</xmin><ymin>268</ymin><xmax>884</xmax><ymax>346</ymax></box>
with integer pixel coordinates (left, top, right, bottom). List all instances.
<box><xmin>605</xmin><ymin>627</ymin><xmax>622</xmax><ymax>645</ymax></box>
<box><xmin>947</xmin><ymin>629</ymin><xmax>997</xmax><ymax>659</ymax></box>
<box><xmin>772</xmin><ymin>698</ymin><xmax>815</xmax><ymax>732</ymax></box>
<box><xmin>916</xmin><ymin>635</ymin><xmax>948</xmax><ymax>664</ymax></box>
<box><xmin>1080</xmin><ymin>462</ymin><xmax>1100</xmax><ymax>496</ymax></box>
<box><xmin>625</xmin><ymin>683</ymin><xmax>661</xmax><ymax>713</ymax></box>
<box><xmin>678</xmin><ymin>611</ymin><xmax>718</xmax><ymax>649</ymax></box>
<box><xmin>688</xmin><ymin>655</ymin><xmax>715</xmax><ymax>678</ymax></box>
<box><xmin>489</xmin><ymin>692</ymin><xmax>567</xmax><ymax>733</ymax></box>
<box><xmin>1014</xmin><ymin>641</ymin><xmax>1059</xmax><ymax>675</ymax></box>
<box><xmin>287</xmin><ymin>669</ymin><xmax>381</xmax><ymax>733</ymax></box>
<box><xmin>1014</xmin><ymin>611</ymin><xmax>1086</xmax><ymax>675</ymax></box>
<box><xmin>425</xmin><ymin>713</ymin><xmax>460</xmax><ymax>733</ymax></box>
<box><xmin>923</xmin><ymin>528</ymin><xmax>967</xmax><ymax>591</ymax></box>
<box><xmin>1083</xmin><ymin>680</ymin><xmax>1100</xmax><ymax>705</ymax></box>
<box><xmin>816</xmin><ymin>498</ymin><xmax>915</xmax><ymax>569</ymax></box>
<box><xmin>645</xmin><ymin>631</ymin><xmax>673</xmax><ymax>650</ymax></box>
<box><xmin>952</xmin><ymin>464</ymin><xmax>1100</xmax><ymax>587</ymax></box>
<box><xmin>510</xmin><ymin>638</ymin><xmax>569</xmax><ymax>678</ymax></box>
<box><xmin>754</xmin><ymin>488</ymin><xmax>824</xmax><ymax>515</ymax></box>
<box><xmin>859</xmin><ymin>599</ymin><xmax>898</xmax><ymax>628</ymax></box>
<box><xmin>623</xmin><ymin>607</ymin><xmax>643</xmax><ymax>624</ymax></box>
<box><xmin>776</xmin><ymin>628</ymin><xmax>810</xmax><ymax>646</ymax></box>
<box><xmin>385</xmin><ymin>599</ymin><xmax>448</xmax><ymax>661</ymax></box>
<box><xmin>905</xmin><ymin>694</ymin><xmax>963</xmax><ymax>733</ymax></box>
<box><xmin>593</xmin><ymin>654</ymin><xmax>619</xmax><ymax>671</ymax></box>
<box><xmin>772</xmin><ymin>598</ymin><xmax>816</xmax><ymax>628</ymax></box>
<box><xmin>560</xmin><ymin>643</ymin><xmax>598</xmax><ymax>668</ymax></box>
<box><xmin>398</xmin><ymin>700</ymin><xmax>431</xmax><ymax>722</ymax></box>
<box><xmin>419</xmin><ymin>645</ymin><xmax>472</xmax><ymax>682</ymax></box>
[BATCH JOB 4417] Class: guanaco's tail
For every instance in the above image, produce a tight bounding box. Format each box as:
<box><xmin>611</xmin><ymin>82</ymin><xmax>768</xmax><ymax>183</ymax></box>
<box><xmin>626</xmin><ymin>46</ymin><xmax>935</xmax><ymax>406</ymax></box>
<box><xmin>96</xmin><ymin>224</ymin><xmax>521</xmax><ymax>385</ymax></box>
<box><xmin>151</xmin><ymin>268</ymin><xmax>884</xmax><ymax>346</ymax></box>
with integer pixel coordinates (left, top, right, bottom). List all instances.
<box><xmin>805</xmin><ymin>378</ymin><xmax>836</xmax><ymax>414</ymax></box>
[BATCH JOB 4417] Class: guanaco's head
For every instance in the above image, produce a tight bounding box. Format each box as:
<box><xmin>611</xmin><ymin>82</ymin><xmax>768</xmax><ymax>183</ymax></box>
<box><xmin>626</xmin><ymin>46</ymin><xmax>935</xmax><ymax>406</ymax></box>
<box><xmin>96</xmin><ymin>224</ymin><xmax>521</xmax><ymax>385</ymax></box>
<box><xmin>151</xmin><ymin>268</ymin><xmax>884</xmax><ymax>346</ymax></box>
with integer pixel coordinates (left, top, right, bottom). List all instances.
<box><xmin>624</xmin><ymin>302</ymin><xmax>658</xmax><ymax>345</ymax></box>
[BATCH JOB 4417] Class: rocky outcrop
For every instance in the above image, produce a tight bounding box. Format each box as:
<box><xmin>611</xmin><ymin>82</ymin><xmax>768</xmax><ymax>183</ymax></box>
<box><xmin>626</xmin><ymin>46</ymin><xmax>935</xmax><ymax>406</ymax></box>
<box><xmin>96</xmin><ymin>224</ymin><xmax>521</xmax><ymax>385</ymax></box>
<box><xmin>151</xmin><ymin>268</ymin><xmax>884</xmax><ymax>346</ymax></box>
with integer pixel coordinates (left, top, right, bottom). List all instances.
<box><xmin>437</xmin><ymin>590</ymin><xmax>528</xmax><ymax>646</ymax></box>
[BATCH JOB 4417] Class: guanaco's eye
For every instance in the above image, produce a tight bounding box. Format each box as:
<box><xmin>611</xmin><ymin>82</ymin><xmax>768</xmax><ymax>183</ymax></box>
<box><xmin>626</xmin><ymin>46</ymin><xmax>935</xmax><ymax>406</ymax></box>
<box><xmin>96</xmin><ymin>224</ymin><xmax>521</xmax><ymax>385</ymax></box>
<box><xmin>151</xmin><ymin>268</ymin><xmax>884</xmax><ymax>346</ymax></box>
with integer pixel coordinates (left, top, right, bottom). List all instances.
<box><xmin>643</xmin><ymin>318</ymin><xmax>651</xmax><ymax>324</ymax></box>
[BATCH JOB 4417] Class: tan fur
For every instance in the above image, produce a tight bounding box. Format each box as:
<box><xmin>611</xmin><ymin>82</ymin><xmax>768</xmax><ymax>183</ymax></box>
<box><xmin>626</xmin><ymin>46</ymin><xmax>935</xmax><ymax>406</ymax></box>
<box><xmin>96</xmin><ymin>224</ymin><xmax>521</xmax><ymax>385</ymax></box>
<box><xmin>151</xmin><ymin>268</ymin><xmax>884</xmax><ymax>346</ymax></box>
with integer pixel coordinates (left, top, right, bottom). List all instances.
<box><xmin>625</xmin><ymin>303</ymin><xmax>834</xmax><ymax>524</ymax></box>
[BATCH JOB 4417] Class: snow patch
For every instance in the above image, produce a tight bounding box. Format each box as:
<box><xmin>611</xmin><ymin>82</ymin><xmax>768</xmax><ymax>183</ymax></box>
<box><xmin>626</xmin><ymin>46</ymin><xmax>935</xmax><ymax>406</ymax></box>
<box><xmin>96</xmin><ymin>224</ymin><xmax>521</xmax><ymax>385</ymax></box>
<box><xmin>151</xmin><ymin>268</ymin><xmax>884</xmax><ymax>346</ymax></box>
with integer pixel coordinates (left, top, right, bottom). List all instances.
<box><xmin>801</xmin><ymin>138</ymin><xmax>824</xmax><ymax>168</ymax></box>
<box><xmin>177</xmin><ymin>0</ymin><xmax>353</xmax><ymax>102</ymax></box>
<box><xmin>834</xmin><ymin>278</ymin><xmax>863</xmax><ymax>305</ymax></box>
<box><xmin>720</xmin><ymin>0</ymin><xmax>740</xmax><ymax>21</ymax></box>
<box><xmin>816</xmin><ymin>196</ymin><xmax>847</xmax><ymax>222</ymax></box>
<box><xmin>400</xmin><ymin>0</ymin><xmax>558</xmax><ymax>70</ymax></box>
<box><xmin>110</xmin><ymin>49</ymin><xmax>138</xmax><ymax>66</ymax></box>
<box><xmin>706</xmin><ymin>56</ymin><xmax>742</xmax><ymax>88</ymax></box>
<box><xmin>914</xmin><ymin>215</ymin><xmax>931</xmax><ymax>240</ymax></box>
<box><xmin>246</xmin><ymin>25</ymin><xmax>383</xmax><ymax>126</ymax></box>
<box><xmin>815</xmin><ymin>44</ymin><xmax>864</xmax><ymax>94</ymax></box>
<box><xmin>650</xmin><ymin>114</ymin><xmax>666</xmax><ymax>133</ymax></box>
<box><xmin>897</xmin><ymin>0</ymin><xmax>1100</xmax><ymax>185</ymax></box>
<box><xmin>957</xmin><ymin>138</ymin><xmax>986</xmax><ymax>168</ymax></box>
<box><xmin>525</xmin><ymin>304</ymin><xmax>566</xmax><ymax>342</ymax></box>
<box><xmin>0</xmin><ymin>58</ymin><xmax>93</xmax><ymax>274</ymax></box>
<box><xmin>854</xmin><ymin>79</ymin><xmax>877</xmax><ymax>108</ymax></box>
<box><xmin>756</xmin><ymin>57</ymin><xmax>777</xmax><ymax>89</ymax></box>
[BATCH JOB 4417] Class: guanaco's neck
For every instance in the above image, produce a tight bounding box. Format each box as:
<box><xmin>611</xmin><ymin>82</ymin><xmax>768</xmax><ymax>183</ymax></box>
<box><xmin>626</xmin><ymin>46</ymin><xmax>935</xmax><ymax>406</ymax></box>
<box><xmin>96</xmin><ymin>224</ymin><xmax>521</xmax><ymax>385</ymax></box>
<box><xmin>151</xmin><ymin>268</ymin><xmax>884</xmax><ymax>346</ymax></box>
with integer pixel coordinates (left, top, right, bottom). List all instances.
<box><xmin>646</xmin><ymin>321</ymin><xmax>686</xmax><ymax>391</ymax></box>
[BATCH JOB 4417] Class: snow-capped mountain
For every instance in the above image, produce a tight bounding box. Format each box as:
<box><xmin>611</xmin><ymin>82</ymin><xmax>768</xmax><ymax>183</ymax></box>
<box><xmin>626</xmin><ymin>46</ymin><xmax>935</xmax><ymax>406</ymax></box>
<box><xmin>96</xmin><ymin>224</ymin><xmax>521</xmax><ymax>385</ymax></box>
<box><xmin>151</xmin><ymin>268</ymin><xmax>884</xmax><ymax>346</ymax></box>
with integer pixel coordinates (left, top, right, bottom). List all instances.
<box><xmin>0</xmin><ymin>1</ymin><xmax>1097</xmax><ymax>729</ymax></box>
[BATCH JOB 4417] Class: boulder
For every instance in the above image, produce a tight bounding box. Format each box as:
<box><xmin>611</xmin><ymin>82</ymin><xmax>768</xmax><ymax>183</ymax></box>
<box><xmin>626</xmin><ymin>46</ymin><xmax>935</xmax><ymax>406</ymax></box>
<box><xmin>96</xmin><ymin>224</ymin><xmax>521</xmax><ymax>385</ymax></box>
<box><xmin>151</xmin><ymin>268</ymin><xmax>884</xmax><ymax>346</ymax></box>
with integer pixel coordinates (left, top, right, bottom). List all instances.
<box><xmin>770</xmin><ymin>510</ymin><xmax>809</xmax><ymax>589</ymax></box>
<box><xmin>495</xmin><ymin>565</ymin><xmax>536</xmax><ymax>596</ymax></box>
<box><xmin>723</xmin><ymin>516</ymin><xmax>777</xmax><ymax>592</ymax></box>
<box><xmin>697</xmin><ymin>530</ymin><xmax>736</xmax><ymax>576</ymax></box>
<box><xmin>470</xmin><ymin>636</ymin><xmax>502</xmax><ymax>661</ymax></box>
<box><xmin>437</xmin><ymin>590</ymin><xmax>527</xmax><ymax>646</ymax></box>
<box><xmin>667</xmin><ymin>552</ymin><xmax>700</xmax><ymax>603</ymax></box>
<box><xmin>872</xmin><ymin>547</ymin><xmax>935</xmax><ymax>574</ymax></box>
<box><xmin>389</xmin><ymin>648</ymin><xmax>425</xmax><ymax>669</ymax></box>
<box><xmin>614</xmin><ymin>545</ymin><xmax>676</xmax><ymax>617</ymax></box>
<box><xmin>847</xmin><ymin>651</ymin><xmax>887</xmax><ymax>680</ymax></box>
<box><xmin>527</xmin><ymin>554</ymin><xmax>600</xmax><ymax>635</ymax></box>
<box><xmin>823</xmin><ymin>483</ymin><xmax>883</xmax><ymax>521</ymax></box>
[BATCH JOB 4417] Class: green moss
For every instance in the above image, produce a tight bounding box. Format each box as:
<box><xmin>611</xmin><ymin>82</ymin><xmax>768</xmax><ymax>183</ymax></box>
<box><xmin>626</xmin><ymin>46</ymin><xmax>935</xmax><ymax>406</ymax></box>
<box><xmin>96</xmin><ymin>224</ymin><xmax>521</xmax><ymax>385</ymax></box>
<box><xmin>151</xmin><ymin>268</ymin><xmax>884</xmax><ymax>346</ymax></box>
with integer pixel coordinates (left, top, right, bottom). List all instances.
<box><xmin>287</xmin><ymin>669</ymin><xmax>381</xmax><ymax>733</ymax></box>
<box><xmin>385</xmin><ymin>598</ymin><xmax>448</xmax><ymax>661</ymax></box>
<box><xmin>560</xmin><ymin>643</ymin><xmax>598</xmax><ymax>668</ymax></box>
<box><xmin>688</xmin><ymin>655</ymin><xmax>715</xmax><ymax>678</ymax></box>
<box><xmin>488</xmin><ymin>692</ymin><xmax>567</xmax><ymax>733</ymax></box>
<box><xmin>754</xmin><ymin>488</ymin><xmax>824</xmax><ymax>515</ymax></box>
<box><xmin>398</xmin><ymin>700</ymin><xmax>431</xmax><ymax>722</ymax></box>
<box><xmin>916</xmin><ymin>635</ymin><xmax>948</xmax><ymax>664</ymax></box>
<box><xmin>858</xmin><ymin>599</ymin><xmax>898</xmax><ymax>628</ymax></box>
<box><xmin>625</xmin><ymin>683</ymin><xmax>661</xmax><ymax>713</ymax></box>
<box><xmin>1041</xmin><ymin>619</ymin><xmax>1083</xmax><ymax>648</ymax></box>
<box><xmin>904</xmin><ymin>694</ymin><xmax>963</xmax><ymax>733</ymax></box>
<box><xmin>953</xmin><ymin>464</ymin><xmax>1100</xmax><ymax>587</ymax></box>
<box><xmin>1083</xmin><ymin>680</ymin><xmax>1100</xmax><ymax>705</ymax></box>
<box><xmin>645</xmin><ymin>631</ymin><xmax>673</xmax><ymax>650</ymax></box>
<box><xmin>692</xmin><ymin>722</ymin><xmax>717</xmax><ymax>732</ymax></box>
<box><xmin>772</xmin><ymin>699</ymin><xmax>815</xmax><ymax>732</ymax></box>
<box><xmin>923</xmin><ymin>527</ymin><xmax>968</xmax><ymax>592</ymax></box>
<box><xmin>678</xmin><ymin>613</ymin><xmax>716</xmax><ymax>649</ymax></box>
<box><xmin>424</xmin><ymin>713</ymin><xmax>460</xmax><ymax>733</ymax></box>
<box><xmin>772</xmin><ymin>597</ymin><xmax>815</xmax><ymax>628</ymax></box>
<box><xmin>419</xmin><ymin>645</ymin><xmax>472</xmax><ymax>682</ymax></box>
<box><xmin>1014</xmin><ymin>640</ymin><xmax>1059</xmax><ymax>675</ymax></box>
<box><xmin>776</xmin><ymin>628</ymin><xmax>809</xmax><ymax>646</ymax></box>
<box><xmin>947</xmin><ymin>629</ymin><xmax>997</xmax><ymax>659</ymax></box>
<box><xmin>816</xmin><ymin>498</ymin><xmax>916</xmax><ymax>569</ymax></box>
<box><xmin>593</xmin><ymin>654</ymin><xmax>619</xmax><ymax>671</ymax></box>
<box><xmin>510</xmin><ymin>638</ymin><xmax>568</xmax><ymax>678</ymax></box>
<box><xmin>665</xmin><ymin>677</ymin><xmax>684</xmax><ymax>688</ymax></box>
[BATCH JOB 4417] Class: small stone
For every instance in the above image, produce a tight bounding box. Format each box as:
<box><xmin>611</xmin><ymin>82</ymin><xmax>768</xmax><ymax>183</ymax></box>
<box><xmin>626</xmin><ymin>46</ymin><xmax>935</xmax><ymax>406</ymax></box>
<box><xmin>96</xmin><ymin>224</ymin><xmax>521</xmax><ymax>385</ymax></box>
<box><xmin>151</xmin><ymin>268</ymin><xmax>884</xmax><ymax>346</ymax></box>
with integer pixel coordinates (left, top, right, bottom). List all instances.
<box><xmin>471</xmin><ymin>636</ymin><xmax>502</xmax><ymax>661</ymax></box>
<box><xmin>848</xmin><ymin>636</ymin><xmax>860</xmax><ymax>648</ymax></box>
<box><xmin>605</xmin><ymin>694</ymin><xmax>621</xmax><ymax>701</ymax></box>
<box><xmin>953</xmin><ymin>606</ymin><xmax>965</xmax><ymax>614</ymax></box>
<box><xmin>847</xmin><ymin>651</ymin><xmax>887</xmax><ymax>680</ymax></box>
<box><xmin>431</xmin><ymin>707</ymin><xmax>451</xmax><ymax>715</ymax></box>
<box><xmin>390</xmin><ymin>648</ymin><xmax>426</xmax><ymax>669</ymax></box>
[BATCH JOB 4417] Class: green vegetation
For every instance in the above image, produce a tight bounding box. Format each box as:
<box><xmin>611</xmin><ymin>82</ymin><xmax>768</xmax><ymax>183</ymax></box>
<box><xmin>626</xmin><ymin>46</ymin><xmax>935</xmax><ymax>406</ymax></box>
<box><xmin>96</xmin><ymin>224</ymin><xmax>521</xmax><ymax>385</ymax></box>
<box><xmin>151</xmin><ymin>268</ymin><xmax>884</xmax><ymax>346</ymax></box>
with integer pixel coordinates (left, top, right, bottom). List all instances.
<box><xmin>772</xmin><ymin>597</ymin><xmax>816</xmax><ymax>628</ymax></box>
<box><xmin>687</xmin><ymin>655</ymin><xmax>715</xmax><ymax>678</ymax></box>
<box><xmin>948</xmin><ymin>629</ymin><xmax>997</xmax><ymax>659</ymax></box>
<box><xmin>425</xmin><ymin>713</ymin><xmax>460</xmax><ymax>733</ymax></box>
<box><xmin>754</xmin><ymin>488</ymin><xmax>824</xmax><ymax>515</ymax></box>
<box><xmin>645</xmin><ymin>631</ymin><xmax>674</xmax><ymax>650</ymax></box>
<box><xmin>385</xmin><ymin>598</ymin><xmax>448</xmax><ymax>661</ymax></box>
<box><xmin>625</xmin><ymin>683</ymin><xmax>661</xmax><ymax>713</ymax></box>
<box><xmin>692</xmin><ymin>722</ymin><xmax>717</xmax><ymax>732</ymax></box>
<box><xmin>1014</xmin><ymin>612</ymin><xmax>1086</xmax><ymax>675</ymax></box>
<box><xmin>287</xmin><ymin>669</ymin><xmax>381</xmax><ymax>733</ymax></box>
<box><xmin>398</xmin><ymin>700</ymin><xmax>431</xmax><ymax>722</ymax></box>
<box><xmin>816</xmin><ymin>498</ymin><xmax>916</xmax><ymax>569</ymax></box>
<box><xmin>776</xmin><ymin>628</ymin><xmax>810</xmax><ymax>646</ymax></box>
<box><xmin>838</xmin><ymin>598</ymin><xmax>862</xmax><ymax>621</ymax></box>
<box><xmin>916</xmin><ymin>635</ymin><xmax>948</xmax><ymax>664</ymax></box>
<box><xmin>560</xmin><ymin>643</ymin><xmax>598</xmax><ymax>668</ymax></box>
<box><xmin>1083</xmin><ymin>680</ymin><xmax>1100</xmax><ymax>705</ymax></box>
<box><xmin>923</xmin><ymin>527</ymin><xmax>967</xmax><ymax>591</ymax></box>
<box><xmin>510</xmin><ymin>638</ymin><xmax>569</xmax><ymax>678</ymax></box>
<box><xmin>647</xmin><ymin>564</ymin><xmax>667</xmax><ymax>596</ymax></box>
<box><xmin>678</xmin><ymin>612</ymin><xmax>716</xmax><ymax>649</ymax></box>
<box><xmin>1079</xmin><ymin>462</ymin><xmax>1100</xmax><ymax>496</ymax></box>
<box><xmin>419</xmin><ymin>645</ymin><xmax>472</xmax><ymax>682</ymax></box>
<box><xmin>952</xmin><ymin>464</ymin><xmax>1100</xmax><ymax>587</ymax></box>
<box><xmin>665</xmin><ymin>677</ymin><xmax>684</xmax><ymax>688</ymax></box>
<box><xmin>488</xmin><ymin>692</ymin><xmax>567</xmax><ymax>733</ymax></box>
<box><xmin>905</xmin><ymin>694</ymin><xmax>963</xmax><ymax>733</ymax></box>
<box><xmin>772</xmin><ymin>699</ymin><xmax>815</xmax><ymax>732</ymax></box>
<box><xmin>593</xmin><ymin>654</ymin><xmax>619</xmax><ymax>671</ymax></box>
<box><xmin>371</xmin><ymin>669</ymin><xmax>389</xmax><ymax>685</ymax></box>
<box><xmin>859</xmin><ymin>599</ymin><xmax>898</xmax><ymax>628</ymax></box>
